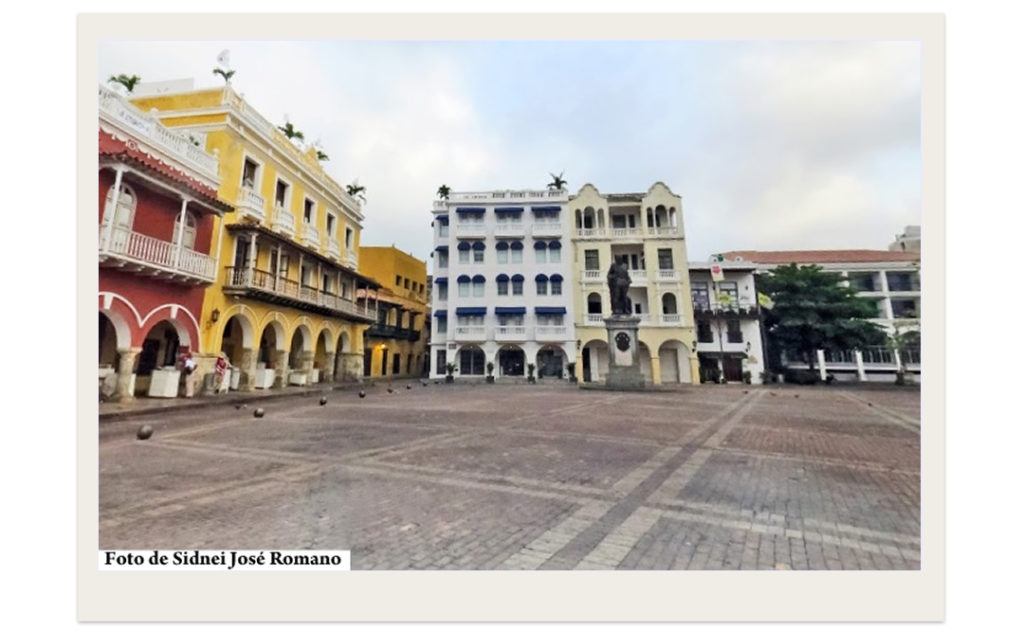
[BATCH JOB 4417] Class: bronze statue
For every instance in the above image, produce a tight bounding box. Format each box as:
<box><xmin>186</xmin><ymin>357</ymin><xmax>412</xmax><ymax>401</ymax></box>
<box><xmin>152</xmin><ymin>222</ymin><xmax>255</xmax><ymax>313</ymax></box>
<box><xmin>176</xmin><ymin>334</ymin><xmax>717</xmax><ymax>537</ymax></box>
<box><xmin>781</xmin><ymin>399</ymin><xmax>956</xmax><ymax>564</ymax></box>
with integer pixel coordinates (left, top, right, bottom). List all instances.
<box><xmin>607</xmin><ymin>260</ymin><xmax>632</xmax><ymax>315</ymax></box>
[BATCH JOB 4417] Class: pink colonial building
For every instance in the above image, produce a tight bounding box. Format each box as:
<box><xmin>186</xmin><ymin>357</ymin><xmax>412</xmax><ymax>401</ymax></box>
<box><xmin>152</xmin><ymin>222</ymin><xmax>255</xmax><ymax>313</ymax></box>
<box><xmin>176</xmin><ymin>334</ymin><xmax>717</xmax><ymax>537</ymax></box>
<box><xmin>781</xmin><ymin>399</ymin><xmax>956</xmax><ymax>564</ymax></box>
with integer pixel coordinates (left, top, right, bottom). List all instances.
<box><xmin>97</xmin><ymin>84</ymin><xmax>232</xmax><ymax>400</ymax></box>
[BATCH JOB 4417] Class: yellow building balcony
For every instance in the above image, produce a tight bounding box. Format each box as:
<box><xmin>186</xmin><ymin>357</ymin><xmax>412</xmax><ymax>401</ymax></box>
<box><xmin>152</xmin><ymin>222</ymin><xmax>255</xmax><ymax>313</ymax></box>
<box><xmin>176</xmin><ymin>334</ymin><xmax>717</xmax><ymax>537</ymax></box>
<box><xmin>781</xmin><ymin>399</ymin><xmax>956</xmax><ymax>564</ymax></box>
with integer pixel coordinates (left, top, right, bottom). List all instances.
<box><xmin>271</xmin><ymin>205</ymin><xmax>295</xmax><ymax>238</ymax></box>
<box><xmin>223</xmin><ymin>266</ymin><xmax>374</xmax><ymax>322</ymax></box>
<box><xmin>236</xmin><ymin>187</ymin><xmax>266</xmax><ymax>223</ymax></box>
<box><xmin>326</xmin><ymin>237</ymin><xmax>342</xmax><ymax>261</ymax></box>
<box><xmin>298</xmin><ymin>222</ymin><xmax>320</xmax><ymax>249</ymax></box>
<box><xmin>99</xmin><ymin>227</ymin><xmax>216</xmax><ymax>284</ymax></box>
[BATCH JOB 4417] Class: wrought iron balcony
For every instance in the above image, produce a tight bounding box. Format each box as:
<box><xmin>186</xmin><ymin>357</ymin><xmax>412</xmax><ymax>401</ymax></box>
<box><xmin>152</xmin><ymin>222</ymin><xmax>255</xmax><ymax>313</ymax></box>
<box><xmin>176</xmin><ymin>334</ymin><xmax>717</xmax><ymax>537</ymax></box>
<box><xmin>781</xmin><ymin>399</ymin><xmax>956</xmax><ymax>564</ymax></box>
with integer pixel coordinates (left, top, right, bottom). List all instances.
<box><xmin>692</xmin><ymin>301</ymin><xmax>760</xmax><ymax>318</ymax></box>
<box><xmin>366</xmin><ymin>324</ymin><xmax>421</xmax><ymax>341</ymax></box>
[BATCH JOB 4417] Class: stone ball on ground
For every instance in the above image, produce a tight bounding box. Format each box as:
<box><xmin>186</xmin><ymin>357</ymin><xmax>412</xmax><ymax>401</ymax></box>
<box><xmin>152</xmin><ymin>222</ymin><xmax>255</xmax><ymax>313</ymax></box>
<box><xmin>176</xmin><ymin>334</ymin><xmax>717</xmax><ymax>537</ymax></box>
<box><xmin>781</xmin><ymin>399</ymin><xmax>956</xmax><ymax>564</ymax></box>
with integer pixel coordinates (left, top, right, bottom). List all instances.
<box><xmin>319</xmin><ymin>396</ymin><xmax>328</xmax><ymax>406</ymax></box>
<box><xmin>406</xmin><ymin>385</ymin><xmax>412</xmax><ymax>390</ymax></box>
<box><xmin>253</xmin><ymin>407</ymin><xmax>265</xmax><ymax>418</ymax></box>
<box><xmin>358</xmin><ymin>390</ymin><xmax>366</xmax><ymax>398</ymax></box>
<box><xmin>136</xmin><ymin>425</ymin><xmax>153</xmax><ymax>440</ymax></box>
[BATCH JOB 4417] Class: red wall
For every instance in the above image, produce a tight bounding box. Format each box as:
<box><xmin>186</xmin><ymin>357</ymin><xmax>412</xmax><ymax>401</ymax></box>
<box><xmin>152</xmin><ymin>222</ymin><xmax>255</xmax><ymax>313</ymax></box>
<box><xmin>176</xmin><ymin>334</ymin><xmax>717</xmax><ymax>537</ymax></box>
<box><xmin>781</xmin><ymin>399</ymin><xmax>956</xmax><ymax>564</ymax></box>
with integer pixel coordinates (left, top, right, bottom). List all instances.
<box><xmin>99</xmin><ymin>168</ymin><xmax>215</xmax><ymax>255</ymax></box>
<box><xmin>99</xmin><ymin>268</ymin><xmax>207</xmax><ymax>350</ymax></box>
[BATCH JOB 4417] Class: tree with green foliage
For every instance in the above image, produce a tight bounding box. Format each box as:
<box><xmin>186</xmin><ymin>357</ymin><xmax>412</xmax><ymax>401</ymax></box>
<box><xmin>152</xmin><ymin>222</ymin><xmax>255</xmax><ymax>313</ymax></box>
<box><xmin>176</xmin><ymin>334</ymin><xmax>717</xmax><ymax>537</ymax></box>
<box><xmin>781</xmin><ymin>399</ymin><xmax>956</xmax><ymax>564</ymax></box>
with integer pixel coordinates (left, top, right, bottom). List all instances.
<box><xmin>758</xmin><ymin>263</ymin><xmax>887</xmax><ymax>371</ymax></box>
<box><xmin>277</xmin><ymin>121</ymin><xmax>304</xmax><ymax>142</ymax></box>
<box><xmin>547</xmin><ymin>171</ymin><xmax>567</xmax><ymax>190</ymax></box>
<box><xmin>109</xmin><ymin>74</ymin><xmax>141</xmax><ymax>93</ymax></box>
<box><xmin>437</xmin><ymin>184</ymin><xmax>451</xmax><ymax>200</ymax></box>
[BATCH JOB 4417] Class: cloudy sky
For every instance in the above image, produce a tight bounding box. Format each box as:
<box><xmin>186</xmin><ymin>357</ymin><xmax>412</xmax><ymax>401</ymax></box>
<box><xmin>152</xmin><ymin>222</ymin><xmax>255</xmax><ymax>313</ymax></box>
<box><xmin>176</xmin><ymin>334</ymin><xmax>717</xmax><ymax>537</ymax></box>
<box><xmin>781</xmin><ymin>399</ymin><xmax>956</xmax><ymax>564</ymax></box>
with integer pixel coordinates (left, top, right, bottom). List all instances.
<box><xmin>98</xmin><ymin>39</ymin><xmax>920</xmax><ymax>267</ymax></box>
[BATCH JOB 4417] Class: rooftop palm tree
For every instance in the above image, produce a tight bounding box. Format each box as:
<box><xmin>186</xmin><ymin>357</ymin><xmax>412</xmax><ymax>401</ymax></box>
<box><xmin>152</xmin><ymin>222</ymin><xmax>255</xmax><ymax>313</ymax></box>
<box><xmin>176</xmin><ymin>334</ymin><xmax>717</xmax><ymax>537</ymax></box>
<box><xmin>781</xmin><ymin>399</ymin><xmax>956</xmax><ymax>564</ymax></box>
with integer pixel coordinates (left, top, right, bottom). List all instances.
<box><xmin>109</xmin><ymin>74</ymin><xmax>141</xmax><ymax>93</ymax></box>
<box><xmin>278</xmin><ymin>121</ymin><xmax>304</xmax><ymax>142</ymax></box>
<box><xmin>346</xmin><ymin>180</ymin><xmax>366</xmax><ymax>200</ymax></box>
<box><xmin>316</xmin><ymin>150</ymin><xmax>329</xmax><ymax>162</ymax></box>
<box><xmin>547</xmin><ymin>171</ymin><xmax>567</xmax><ymax>190</ymax></box>
<box><xmin>212</xmin><ymin>68</ymin><xmax>236</xmax><ymax>84</ymax></box>
<box><xmin>437</xmin><ymin>184</ymin><xmax>451</xmax><ymax>200</ymax></box>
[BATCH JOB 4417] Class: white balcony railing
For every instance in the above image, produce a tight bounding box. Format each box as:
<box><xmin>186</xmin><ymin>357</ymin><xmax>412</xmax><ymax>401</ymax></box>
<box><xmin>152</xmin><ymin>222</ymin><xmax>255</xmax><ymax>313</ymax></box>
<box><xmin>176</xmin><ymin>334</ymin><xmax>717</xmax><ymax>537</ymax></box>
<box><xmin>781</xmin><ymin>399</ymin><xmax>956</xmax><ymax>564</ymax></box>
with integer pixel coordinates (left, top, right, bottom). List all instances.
<box><xmin>98</xmin><ymin>84</ymin><xmax>220</xmax><ymax>183</ymax></box>
<box><xmin>236</xmin><ymin>187</ymin><xmax>266</xmax><ymax>223</ymax></box>
<box><xmin>577</xmin><ymin>228</ymin><xmax>605</xmax><ymax>238</ymax></box>
<box><xmin>660</xmin><ymin>314</ymin><xmax>682</xmax><ymax>324</ymax></box>
<box><xmin>583</xmin><ymin>270</ymin><xmax>602</xmax><ymax>282</ymax></box>
<box><xmin>494</xmin><ymin>222</ymin><xmax>524</xmax><ymax>235</ymax></box>
<box><xmin>532</xmin><ymin>221</ymin><xmax>562</xmax><ymax>235</ymax></box>
<box><xmin>299</xmin><ymin>223</ymin><xmax>320</xmax><ymax>249</ymax></box>
<box><xmin>455</xmin><ymin>222</ymin><xmax>487</xmax><ymax>237</ymax></box>
<box><xmin>99</xmin><ymin>227</ymin><xmax>216</xmax><ymax>283</ymax></box>
<box><xmin>326</xmin><ymin>237</ymin><xmax>341</xmax><ymax>260</ymax></box>
<box><xmin>535</xmin><ymin>326</ymin><xmax>568</xmax><ymax>339</ymax></box>
<box><xmin>657</xmin><ymin>269</ymin><xmax>680</xmax><ymax>281</ymax></box>
<box><xmin>453</xmin><ymin>326</ymin><xmax>487</xmax><ymax>340</ymax></box>
<box><xmin>611</xmin><ymin>227</ymin><xmax>642</xmax><ymax>239</ymax></box>
<box><xmin>494</xmin><ymin>326</ymin><xmax>528</xmax><ymax>340</ymax></box>
<box><xmin>629</xmin><ymin>269</ymin><xmax>648</xmax><ymax>283</ymax></box>
<box><xmin>345</xmin><ymin>250</ymin><xmax>358</xmax><ymax>269</ymax></box>
<box><xmin>444</xmin><ymin>189</ymin><xmax>567</xmax><ymax>203</ymax></box>
<box><xmin>649</xmin><ymin>226</ymin><xmax>682</xmax><ymax>237</ymax></box>
<box><xmin>271</xmin><ymin>206</ymin><xmax>295</xmax><ymax>237</ymax></box>
<box><xmin>584</xmin><ymin>314</ymin><xmax>604</xmax><ymax>325</ymax></box>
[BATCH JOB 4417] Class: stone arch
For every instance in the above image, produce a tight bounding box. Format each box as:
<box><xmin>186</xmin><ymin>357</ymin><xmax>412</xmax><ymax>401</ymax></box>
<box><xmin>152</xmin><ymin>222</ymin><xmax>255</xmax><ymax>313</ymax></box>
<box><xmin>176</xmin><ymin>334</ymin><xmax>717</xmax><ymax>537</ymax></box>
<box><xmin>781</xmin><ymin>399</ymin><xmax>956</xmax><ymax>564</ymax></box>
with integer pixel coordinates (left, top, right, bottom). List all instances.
<box><xmin>139</xmin><ymin>305</ymin><xmax>195</xmax><ymax>351</ymax></box>
<box><xmin>582</xmin><ymin>339</ymin><xmax>609</xmax><ymax>383</ymax></box>
<box><xmin>219</xmin><ymin>313</ymin><xmax>254</xmax><ymax>368</ymax></box>
<box><xmin>288</xmin><ymin>324</ymin><xmax>313</xmax><ymax>370</ymax></box>
<box><xmin>456</xmin><ymin>344</ymin><xmax>486</xmax><ymax>376</ymax></box>
<box><xmin>657</xmin><ymin>339</ymin><xmax>692</xmax><ymax>384</ymax></box>
<box><xmin>497</xmin><ymin>344</ymin><xmax>525</xmax><ymax>377</ymax></box>
<box><xmin>638</xmin><ymin>341</ymin><xmax>653</xmax><ymax>382</ymax></box>
<box><xmin>98</xmin><ymin>305</ymin><xmax>132</xmax><ymax>352</ymax></box>
<box><xmin>536</xmin><ymin>344</ymin><xmax>568</xmax><ymax>379</ymax></box>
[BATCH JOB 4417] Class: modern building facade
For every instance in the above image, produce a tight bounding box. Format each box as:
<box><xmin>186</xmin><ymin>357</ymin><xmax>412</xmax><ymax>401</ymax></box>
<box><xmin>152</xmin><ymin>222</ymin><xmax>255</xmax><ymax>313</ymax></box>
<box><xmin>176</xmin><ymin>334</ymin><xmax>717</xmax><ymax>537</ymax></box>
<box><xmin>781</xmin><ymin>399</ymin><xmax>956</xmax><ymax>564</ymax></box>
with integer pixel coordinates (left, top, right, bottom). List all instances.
<box><xmin>357</xmin><ymin>246</ymin><xmax>429</xmax><ymax>378</ymax></box>
<box><xmin>98</xmin><ymin>84</ymin><xmax>232</xmax><ymax>400</ymax></box>
<box><xmin>570</xmin><ymin>183</ymin><xmax>700</xmax><ymax>385</ymax></box>
<box><xmin>720</xmin><ymin>248</ymin><xmax>921</xmax><ymax>381</ymax></box>
<box><xmin>429</xmin><ymin>189</ymin><xmax>576</xmax><ymax>380</ymax></box>
<box><xmin>130</xmin><ymin>82</ymin><xmax>378</xmax><ymax>391</ymax></box>
<box><xmin>687</xmin><ymin>262</ymin><xmax>766</xmax><ymax>384</ymax></box>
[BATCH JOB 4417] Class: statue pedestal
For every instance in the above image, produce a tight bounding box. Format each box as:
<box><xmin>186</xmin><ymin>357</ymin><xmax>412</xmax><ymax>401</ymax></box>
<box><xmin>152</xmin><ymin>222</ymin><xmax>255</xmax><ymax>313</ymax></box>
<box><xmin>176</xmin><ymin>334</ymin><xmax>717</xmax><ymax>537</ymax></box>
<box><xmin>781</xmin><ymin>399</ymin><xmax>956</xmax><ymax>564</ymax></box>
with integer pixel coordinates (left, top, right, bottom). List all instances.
<box><xmin>604</xmin><ymin>315</ymin><xmax>646</xmax><ymax>391</ymax></box>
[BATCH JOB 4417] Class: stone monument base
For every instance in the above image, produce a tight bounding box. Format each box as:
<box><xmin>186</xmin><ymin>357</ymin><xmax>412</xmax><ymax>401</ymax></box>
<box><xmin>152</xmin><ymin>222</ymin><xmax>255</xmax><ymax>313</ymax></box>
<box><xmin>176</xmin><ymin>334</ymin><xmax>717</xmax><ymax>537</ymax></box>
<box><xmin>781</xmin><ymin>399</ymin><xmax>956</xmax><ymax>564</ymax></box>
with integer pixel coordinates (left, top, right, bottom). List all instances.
<box><xmin>604</xmin><ymin>315</ymin><xmax>646</xmax><ymax>391</ymax></box>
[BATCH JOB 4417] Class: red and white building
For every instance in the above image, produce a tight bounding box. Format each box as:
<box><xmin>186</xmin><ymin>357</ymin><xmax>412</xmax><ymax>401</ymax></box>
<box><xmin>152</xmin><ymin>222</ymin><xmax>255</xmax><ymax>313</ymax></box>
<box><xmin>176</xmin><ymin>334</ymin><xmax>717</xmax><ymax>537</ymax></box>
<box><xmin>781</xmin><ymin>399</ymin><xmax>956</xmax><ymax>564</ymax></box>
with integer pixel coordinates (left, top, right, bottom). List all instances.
<box><xmin>98</xmin><ymin>84</ymin><xmax>232</xmax><ymax>400</ymax></box>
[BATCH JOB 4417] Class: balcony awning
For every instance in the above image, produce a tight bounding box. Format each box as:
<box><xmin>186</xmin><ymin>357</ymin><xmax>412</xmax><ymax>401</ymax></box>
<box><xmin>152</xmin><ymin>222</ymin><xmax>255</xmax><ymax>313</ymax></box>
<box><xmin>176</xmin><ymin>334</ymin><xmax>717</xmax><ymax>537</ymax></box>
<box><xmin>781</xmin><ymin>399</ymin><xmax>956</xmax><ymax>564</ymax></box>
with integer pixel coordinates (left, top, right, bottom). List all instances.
<box><xmin>495</xmin><ymin>206</ymin><xmax>524</xmax><ymax>215</ymax></box>
<box><xmin>496</xmin><ymin>274</ymin><xmax>510</xmax><ymax>282</ymax></box>
<box><xmin>471</xmin><ymin>274</ymin><xmax>486</xmax><ymax>283</ymax></box>
<box><xmin>434</xmin><ymin>277</ymin><xmax>448</xmax><ymax>285</ymax></box>
<box><xmin>531</xmin><ymin>206</ymin><xmax>562</xmax><ymax>213</ymax></box>
<box><xmin>535</xmin><ymin>273</ymin><xmax>549</xmax><ymax>282</ymax></box>
<box><xmin>455</xmin><ymin>207</ymin><xmax>486</xmax><ymax>215</ymax></box>
<box><xmin>435</xmin><ymin>215</ymin><xmax>449</xmax><ymax>223</ymax></box>
<box><xmin>534</xmin><ymin>240</ymin><xmax>547</xmax><ymax>250</ymax></box>
<box><xmin>456</xmin><ymin>307</ymin><xmax>487</xmax><ymax>316</ymax></box>
<box><xmin>434</xmin><ymin>245</ymin><xmax>449</xmax><ymax>252</ymax></box>
<box><xmin>457</xmin><ymin>241</ymin><xmax>472</xmax><ymax>251</ymax></box>
<box><xmin>495</xmin><ymin>307</ymin><xmax>526</xmax><ymax>315</ymax></box>
<box><xmin>456</xmin><ymin>275</ymin><xmax>472</xmax><ymax>283</ymax></box>
<box><xmin>535</xmin><ymin>306</ymin><xmax>567</xmax><ymax>315</ymax></box>
<box><xmin>510</xmin><ymin>240</ymin><xmax>524</xmax><ymax>250</ymax></box>
<box><xmin>434</xmin><ymin>310</ymin><xmax>447</xmax><ymax>318</ymax></box>
<box><xmin>550</xmin><ymin>274</ymin><xmax>564</xmax><ymax>282</ymax></box>
<box><xmin>511</xmin><ymin>274</ymin><xmax>524</xmax><ymax>282</ymax></box>
<box><xmin>472</xmin><ymin>241</ymin><xmax>486</xmax><ymax>250</ymax></box>
<box><xmin>495</xmin><ymin>241</ymin><xmax>509</xmax><ymax>250</ymax></box>
<box><xmin>548</xmin><ymin>240</ymin><xmax>562</xmax><ymax>249</ymax></box>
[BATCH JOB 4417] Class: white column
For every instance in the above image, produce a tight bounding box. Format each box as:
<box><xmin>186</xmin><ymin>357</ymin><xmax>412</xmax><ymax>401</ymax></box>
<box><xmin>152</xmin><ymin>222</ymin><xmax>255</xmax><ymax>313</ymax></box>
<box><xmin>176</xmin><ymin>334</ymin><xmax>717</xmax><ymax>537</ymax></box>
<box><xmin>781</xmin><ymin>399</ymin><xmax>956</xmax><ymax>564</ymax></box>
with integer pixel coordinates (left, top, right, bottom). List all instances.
<box><xmin>248</xmin><ymin>233</ymin><xmax>257</xmax><ymax>284</ymax></box>
<box><xmin>855</xmin><ymin>350</ymin><xmax>867</xmax><ymax>382</ymax></box>
<box><xmin>172</xmin><ymin>196</ymin><xmax>189</xmax><ymax>268</ymax></box>
<box><xmin>101</xmin><ymin>166</ymin><xmax>125</xmax><ymax>251</ymax></box>
<box><xmin>211</xmin><ymin>213</ymin><xmax>225</xmax><ymax>278</ymax></box>
<box><xmin>894</xmin><ymin>347</ymin><xmax>903</xmax><ymax>373</ymax></box>
<box><xmin>816</xmin><ymin>349</ymin><xmax>827</xmax><ymax>381</ymax></box>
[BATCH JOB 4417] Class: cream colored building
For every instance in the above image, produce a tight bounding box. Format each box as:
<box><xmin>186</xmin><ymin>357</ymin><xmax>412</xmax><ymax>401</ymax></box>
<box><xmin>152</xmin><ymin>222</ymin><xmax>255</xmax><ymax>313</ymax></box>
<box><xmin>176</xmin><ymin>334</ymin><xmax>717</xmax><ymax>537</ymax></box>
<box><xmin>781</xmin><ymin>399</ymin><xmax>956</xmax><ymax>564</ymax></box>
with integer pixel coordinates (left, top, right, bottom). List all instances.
<box><xmin>569</xmin><ymin>182</ymin><xmax>699</xmax><ymax>385</ymax></box>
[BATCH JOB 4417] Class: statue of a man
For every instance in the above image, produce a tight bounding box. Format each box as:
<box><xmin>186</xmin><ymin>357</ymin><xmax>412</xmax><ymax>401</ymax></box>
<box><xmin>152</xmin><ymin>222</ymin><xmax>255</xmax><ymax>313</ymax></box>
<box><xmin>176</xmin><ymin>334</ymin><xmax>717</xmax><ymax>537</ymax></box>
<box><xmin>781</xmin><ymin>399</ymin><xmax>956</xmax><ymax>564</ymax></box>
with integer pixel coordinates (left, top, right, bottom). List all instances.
<box><xmin>607</xmin><ymin>260</ymin><xmax>632</xmax><ymax>315</ymax></box>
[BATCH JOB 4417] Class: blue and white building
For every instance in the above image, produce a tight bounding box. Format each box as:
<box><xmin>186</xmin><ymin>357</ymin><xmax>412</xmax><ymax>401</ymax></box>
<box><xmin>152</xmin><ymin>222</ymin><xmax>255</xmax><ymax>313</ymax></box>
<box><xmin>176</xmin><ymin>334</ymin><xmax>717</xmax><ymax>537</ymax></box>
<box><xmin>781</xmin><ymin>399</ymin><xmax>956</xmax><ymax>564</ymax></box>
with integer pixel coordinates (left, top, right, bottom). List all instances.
<box><xmin>429</xmin><ymin>189</ymin><xmax>576</xmax><ymax>380</ymax></box>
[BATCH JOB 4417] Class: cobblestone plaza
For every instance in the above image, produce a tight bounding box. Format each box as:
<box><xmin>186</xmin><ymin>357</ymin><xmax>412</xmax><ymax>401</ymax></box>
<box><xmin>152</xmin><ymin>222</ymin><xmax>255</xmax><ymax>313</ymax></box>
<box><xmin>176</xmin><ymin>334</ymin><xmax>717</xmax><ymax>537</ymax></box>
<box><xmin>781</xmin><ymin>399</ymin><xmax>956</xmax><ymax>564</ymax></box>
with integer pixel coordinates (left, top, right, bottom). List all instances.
<box><xmin>99</xmin><ymin>383</ymin><xmax>920</xmax><ymax>570</ymax></box>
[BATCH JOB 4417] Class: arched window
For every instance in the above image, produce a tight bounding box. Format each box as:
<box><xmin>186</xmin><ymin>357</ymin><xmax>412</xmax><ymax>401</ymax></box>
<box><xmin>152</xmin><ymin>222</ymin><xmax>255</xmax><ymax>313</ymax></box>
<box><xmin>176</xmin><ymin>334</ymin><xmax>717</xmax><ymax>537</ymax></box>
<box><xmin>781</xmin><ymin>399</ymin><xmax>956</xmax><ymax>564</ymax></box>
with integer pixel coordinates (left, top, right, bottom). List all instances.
<box><xmin>662</xmin><ymin>293</ymin><xmax>678</xmax><ymax>315</ymax></box>
<box><xmin>101</xmin><ymin>182</ymin><xmax>136</xmax><ymax>250</ymax></box>
<box><xmin>472</xmin><ymin>274</ymin><xmax>486</xmax><ymax>297</ymax></box>
<box><xmin>587</xmin><ymin>292</ymin><xmax>602</xmax><ymax>314</ymax></box>
<box><xmin>535</xmin><ymin>273</ymin><xmax>548</xmax><ymax>296</ymax></box>
<box><xmin>496</xmin><ymin>274</ymin><xmax>510</xmax><ymax>296</ymax></box>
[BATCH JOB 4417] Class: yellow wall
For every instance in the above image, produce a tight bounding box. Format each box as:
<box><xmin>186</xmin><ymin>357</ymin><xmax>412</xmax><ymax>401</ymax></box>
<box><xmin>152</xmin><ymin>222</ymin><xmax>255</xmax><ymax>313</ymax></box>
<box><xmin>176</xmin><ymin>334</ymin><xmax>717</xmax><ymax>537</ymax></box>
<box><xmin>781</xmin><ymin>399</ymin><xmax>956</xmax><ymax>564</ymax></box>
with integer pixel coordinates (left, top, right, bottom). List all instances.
<box><xmin>131</xmin><ymin>89</ymin><xmax>369</xmax><ymax>366</ymax></box>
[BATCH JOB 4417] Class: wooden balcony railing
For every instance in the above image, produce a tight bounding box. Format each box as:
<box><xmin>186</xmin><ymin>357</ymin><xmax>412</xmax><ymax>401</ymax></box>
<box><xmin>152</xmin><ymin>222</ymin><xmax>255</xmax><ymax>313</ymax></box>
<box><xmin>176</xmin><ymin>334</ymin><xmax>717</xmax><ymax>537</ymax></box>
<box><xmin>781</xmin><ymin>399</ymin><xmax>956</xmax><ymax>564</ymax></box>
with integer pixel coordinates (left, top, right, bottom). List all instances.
<box><xmin>99</xmin><ymin>227</ymin><xmax>216</xmax><ymax>283</ymax></box>
<box><xmin>223</xmin><ymin>266</ymin><xmax>374</xmax><ymax>321</ymax></box>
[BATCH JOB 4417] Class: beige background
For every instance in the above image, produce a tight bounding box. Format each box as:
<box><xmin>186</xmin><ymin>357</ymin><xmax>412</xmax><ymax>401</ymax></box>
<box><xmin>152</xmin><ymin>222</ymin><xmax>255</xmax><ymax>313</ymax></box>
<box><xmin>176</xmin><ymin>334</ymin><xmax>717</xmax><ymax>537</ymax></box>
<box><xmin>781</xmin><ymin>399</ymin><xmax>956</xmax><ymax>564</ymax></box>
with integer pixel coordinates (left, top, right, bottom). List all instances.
<box><xmin>78</xmin><ymin>12</ymin><xmax>944</xmax><ymax>622</ymax></box>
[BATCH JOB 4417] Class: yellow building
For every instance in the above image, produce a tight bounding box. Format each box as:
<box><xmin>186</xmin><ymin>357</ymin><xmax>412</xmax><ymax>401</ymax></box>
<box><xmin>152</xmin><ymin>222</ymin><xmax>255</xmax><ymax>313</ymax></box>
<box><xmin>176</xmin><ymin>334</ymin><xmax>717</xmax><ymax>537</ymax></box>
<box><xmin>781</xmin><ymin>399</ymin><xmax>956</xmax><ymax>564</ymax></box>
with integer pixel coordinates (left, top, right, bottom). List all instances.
<box><xmin>131</xmin><ymin>84</ymin><xmax>378</xmax><ymax>389</ymax></box>
<box><xmin>570</xmin><ymin>182</ymin><xmax>700</xmax><ymax>385</ymax></box>
<box><xmin>357</xmin><ymin>247</ymin><xmax>429</xmax><ymax>378</ymax></box>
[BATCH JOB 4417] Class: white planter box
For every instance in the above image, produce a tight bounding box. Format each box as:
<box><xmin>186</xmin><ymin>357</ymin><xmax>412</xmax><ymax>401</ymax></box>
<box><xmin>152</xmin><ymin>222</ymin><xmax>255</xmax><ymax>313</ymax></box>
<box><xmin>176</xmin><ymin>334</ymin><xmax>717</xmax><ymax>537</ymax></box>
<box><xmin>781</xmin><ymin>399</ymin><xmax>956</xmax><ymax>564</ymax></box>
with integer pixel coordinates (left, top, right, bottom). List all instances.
<box><xmin>288</xmin><ymin>372</ymin><xmax>308</xmax><ymax>386</ymax></box>
<box><xmin>148</xmin><ymin>368</ymin><xmax>181</xmax><ymax>398</ymax></box>
<box><xmin>253</xmin><ymin>368</ymin><xmax>275</xmax><ymax>389</ymax></box>
<box><xmin>310</xmin><ymin>369</ymin><xmax>320</xmax><ymax>383</ymax></box>
<box><xmin>229</xmin><ymin>368</ymin><xmax>241</xmax><ymax>390</ymax></box>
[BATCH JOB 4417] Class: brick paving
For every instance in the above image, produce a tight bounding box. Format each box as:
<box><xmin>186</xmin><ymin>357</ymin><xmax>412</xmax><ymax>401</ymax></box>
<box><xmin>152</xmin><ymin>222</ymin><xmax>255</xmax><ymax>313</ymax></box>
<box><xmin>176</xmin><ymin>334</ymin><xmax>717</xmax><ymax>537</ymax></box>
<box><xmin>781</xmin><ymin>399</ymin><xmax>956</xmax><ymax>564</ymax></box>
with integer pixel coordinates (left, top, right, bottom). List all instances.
<box><xmin>98</xmin><ymin>382</ymin><xmax>921</xmax><ymax>570</ymax></box>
